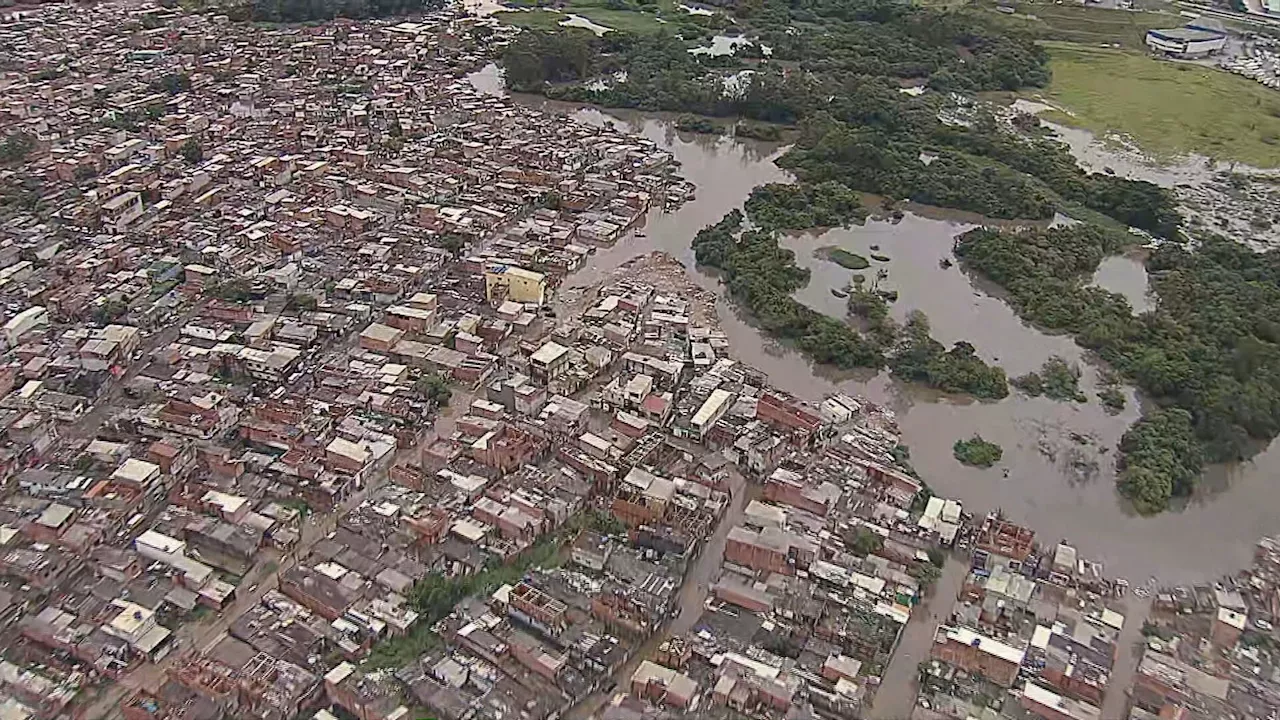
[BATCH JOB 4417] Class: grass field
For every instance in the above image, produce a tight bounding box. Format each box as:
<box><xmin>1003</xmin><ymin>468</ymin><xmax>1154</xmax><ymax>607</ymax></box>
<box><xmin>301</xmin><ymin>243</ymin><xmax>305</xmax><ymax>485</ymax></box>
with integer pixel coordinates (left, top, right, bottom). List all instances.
<box><xmin>981</xmin><ymin>1</ymin><xmax>1178</xmax><ymax>49</ymax></box>
<box><xmin>494</xmin><ymin>8</ymin><xmax>567</xmax><ymax>29</ymax></box>
<box><xmin>1033</xmin><ymin>45</ymin><xmax>1280</xmax><ymax>167</ymax></box>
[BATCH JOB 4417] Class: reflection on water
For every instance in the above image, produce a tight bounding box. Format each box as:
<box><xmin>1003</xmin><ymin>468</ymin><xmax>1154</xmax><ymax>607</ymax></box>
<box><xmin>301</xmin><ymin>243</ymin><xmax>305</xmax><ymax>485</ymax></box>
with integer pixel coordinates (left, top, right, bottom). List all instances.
<box><xmin>466</xmin><ymin>65</ymin><xmax>1280</xmax><ymax>583</ymax></box>
<box><xmin>1091</xmin><ymin>252</ymin><xmax>1152</xmax><ymax>314</ymax></box>
<box><xmin>781</xmin><ymin>219</ymin><xmax>1088</xmax><ymax>376</ymax></box>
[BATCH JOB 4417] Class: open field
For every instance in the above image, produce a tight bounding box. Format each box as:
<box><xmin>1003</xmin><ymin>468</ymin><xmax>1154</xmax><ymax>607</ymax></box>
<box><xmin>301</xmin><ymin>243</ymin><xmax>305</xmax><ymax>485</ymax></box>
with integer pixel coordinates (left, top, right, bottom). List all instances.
<box><xmin>1033</xmin><ymin>44</ymin><xmax>1280</xmax><ymax>167</ymax></box>
<box><xmin>494</xmin><ymin>8</ymin><xmax>568</xmax><ymax>28</ymax></box>
<box><xmin>981</xmin><ymin>0</ymin><xmax>1179</xmax><ymax>49</ymax></box>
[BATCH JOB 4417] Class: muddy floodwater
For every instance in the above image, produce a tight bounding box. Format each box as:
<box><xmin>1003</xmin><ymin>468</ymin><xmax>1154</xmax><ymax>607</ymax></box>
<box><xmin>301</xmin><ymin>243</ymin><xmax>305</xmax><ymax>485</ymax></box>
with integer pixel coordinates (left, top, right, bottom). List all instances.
<box><xmin>1090</xmin><ymin>251</ymin><xmax>1152</xmax><ymax>314</ymax></box>
<box><xmin>468</xmin><ymin>65</ymin><xmax>1280</xmax><ymax>584</ymax></box>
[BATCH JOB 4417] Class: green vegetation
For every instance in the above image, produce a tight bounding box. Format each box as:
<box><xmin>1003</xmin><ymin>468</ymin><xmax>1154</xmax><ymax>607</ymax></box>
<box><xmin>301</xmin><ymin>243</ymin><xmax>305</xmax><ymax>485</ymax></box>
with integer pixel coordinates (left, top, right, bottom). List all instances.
<box><xmin>286</xmin><ymin>293</ymin><xmax>319</xmax><ymax>312</ymax></box>
<box><xmin>909</xmin><ymin>560</ymin><xmax>941</xmax><ymax>587</ymax></box>
<box><xmin>845</xmin><ymin>527</ymin><xmax>885</xmax><ymax>556</ymax></box>
<box><xmin>496</xmin><ymin>0</ymin><xmax>713</xmax><ymax>36</ymax></box>
<box><xmin>414</xmin><ymin>373</ymin><xmax>451</xmax><ymax>407</ymax></box>
<box><xmin>152</xmin><ymin>72</ymin><xmax>192</xmax><ymax>95</ymax></box>
<box><xmin>745</xmin><ymin>182</ymin><xmax>867</xmax><ymax>231</ymax></box>
<box><xmin>890</xmin><ymin>311</ymin><xmax>1010</xmax><ymax>399</ymax></box>
<box><xmin>496</xmin><ymin>0</ymin><xmax>1272</xmax><ymax>513</ymax></box>
<box><xmin>367</xmin><ymin>531</ymin><xmax>564</xmax><ymax>669</ymax></box>
<box><xmin>733</xmin><ymin>122</ymin><xmax>783</xmax><ymax>141</ymax></box>
<box><xmin>675</xmin><ymin>114</ymin><xmax>723</xmax><ymax>134</ymax></box>
<box><xmin>1013</xmin><ymin>356</ymin><xmax>1086</xmax><ymax>402</ymax></box>
<box><xmin>206</xmin><ymin>278</ymin><xmax>255</xmax><ymax>303</ymax></box>
<box><xmin>821</xmin><ymin>247</ymin><xmax>870</xmax><ymax>270</ymax></box>
<box><xmin>179</xmin><ymin>138</ymin><xmax>203</xmax><ymax>164</ymax></box>
<box><xmin>575</xmin><ymin>508</ymin><xmax>628</xmax><ymax>535</ymax></box>
<box><xmin>502</xmin><ymin>28</ymin><xmax>596</xmax><ymax>91</ymax></box>
<box><xmin>0</xmin><ymin>133</ymin><xmax>34</xmax><ymax>164</ymax></box>
<box><xmin>494</xmin><ymin>9</ymin><xmax>574</xmax><ymax>31</ymax></box>
<box><xmin>1118</xmin><ymin>408</ymin><xmax>1202</xmax><ymax>515</ymax></box>
<box><xmin>985</xmin><ymin>2</ymin><xmax>1176</xmax><ymax>50</ymax></box>
<box><xmin>279</xmin><ymin>498</ymin><xmax>312</xmax><ymax>519</ymax></box>
<box><xmin>692</xmin><ymin>209</ymin><xmax>1007</xmax><ymax>398</ymax></box>
<box><xmin>1098</xmin><ymin>386</ymin><xmax>1126</xmax><ymax>413</ymax></box>
<box><xmin>435</xmin><ymin>232</ymin><xmax>468</xmax><ymax>256</ymax></box>
<box><xmin>956</xmin><ymin>225</ymin><xmax>1280</xmax><ymax>513</ymax></box>
<box><xmin>503</xmin><ymin>0</ymin><xmax>1179</xmax><ymax>234</ymax></box>
<box><xmin>92</xmin><ymin>299</ymin><xmax>129</xmax><ymax>325</ymax></box>
<box><xmin>693</xmin><ymin>210</ymin><xmax>883</xmax><ymax>370</ymax></box>
<box><xmin>953</xmin><ymin>435</ymin><xmax>1003</xmax><ymax>467</ymax></box>
<box><xmin>1037</xmin><ymin>45</ymin><xmax>1280</xmax><ymax>168</ymax></box>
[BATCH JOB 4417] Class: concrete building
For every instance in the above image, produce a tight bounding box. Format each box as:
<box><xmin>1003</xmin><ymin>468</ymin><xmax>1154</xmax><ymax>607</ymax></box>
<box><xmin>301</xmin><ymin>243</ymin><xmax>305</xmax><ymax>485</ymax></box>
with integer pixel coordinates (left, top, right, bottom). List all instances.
<box><xmin>631</xmin><ymin>660</ymin><xmax>699</xmax><ymax>709</ymax></box>
<box><xmin>485</xmin><ymin>265</ymin><xmax>546</xmax><ymax>306</ymax></box>
<box><xmin>3</xmin><ymin>306</ymin><xmax>47</xmax><ymax>347</ymax></box>
<box><xmin>931</xmin><ymin>625</ymin><xmax>1027</xmax><ymax>687</ymax></box>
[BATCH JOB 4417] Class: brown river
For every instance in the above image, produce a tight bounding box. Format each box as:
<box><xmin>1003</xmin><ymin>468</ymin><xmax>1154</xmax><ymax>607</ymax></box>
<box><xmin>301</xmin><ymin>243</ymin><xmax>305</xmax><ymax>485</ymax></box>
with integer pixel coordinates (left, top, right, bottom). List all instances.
<box><xmin>467</xmin><ymin>64</ymin><xmax>1280</xmax><ymax>584</ymax></box>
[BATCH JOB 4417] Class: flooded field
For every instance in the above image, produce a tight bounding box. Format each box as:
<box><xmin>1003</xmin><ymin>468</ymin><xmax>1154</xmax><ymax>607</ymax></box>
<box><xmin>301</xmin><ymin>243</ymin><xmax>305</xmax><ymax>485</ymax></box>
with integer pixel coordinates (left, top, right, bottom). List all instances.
<box><xmin>468</xmin><ymin>64</ymin><xmax>1280</xmax><ymax>584</ymax></box>
<box><xmin>1014</xmin><ymin>98</ymin><xmax>1280</xmax><ymax>249</ymax></box>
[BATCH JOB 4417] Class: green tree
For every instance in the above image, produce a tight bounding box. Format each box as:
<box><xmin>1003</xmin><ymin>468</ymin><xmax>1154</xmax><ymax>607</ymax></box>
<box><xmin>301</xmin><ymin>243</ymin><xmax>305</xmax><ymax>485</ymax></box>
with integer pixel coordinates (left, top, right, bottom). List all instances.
<box><xmin>436</xmin><ymin>233</ymin><xmax>467</xmax><ymax>256</ymax></box>
<box><xmin>92</xmin><ymin>299</ymin><xmax>129</xmax><ymax>325</ymax></box>
<box><xmin>287</xmin><ymin>294</ymin><xmax>318</xmax><ymax>312</ymax></box>
<box><xmin>207</xmin><ymin>278</ymin><xmax>254</xmax><ymax>303</ymax></box>
<box><xmin>1013</xmin><ymin>356</ymin><xmax>1085</xmax><ymax>402</ymax></box>
<box><xmin>845</xmin><ymin>527</ymin><xmax>884</xmax><ymax>556</ymax></box>
<box><xmin>0</xmin><ymin>133</ymin><xmax>34</xmax><ymax>164</ymax></box>
<box><xmin>953</xmin><ymin>435</ymin><xmax>1003</xmax><ymax>467</ymax></box>
<box><xmin>180</xmin><ymin>139</ymin><xmax>203</xmax><ymax>164</ymax></box>
<box><xmin>415</xmin><ymin>373</ymin><xmax>451</xmax><ymax>407</ymax></box>
<box><xmin>153</xmin><ymin>72</ymin><xmax>192</xmax><ymax>95</ymax></box>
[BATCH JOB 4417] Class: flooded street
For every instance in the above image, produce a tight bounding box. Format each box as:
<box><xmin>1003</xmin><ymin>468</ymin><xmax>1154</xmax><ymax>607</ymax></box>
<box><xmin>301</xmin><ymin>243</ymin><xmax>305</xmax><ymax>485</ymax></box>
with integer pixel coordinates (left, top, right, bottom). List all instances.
<box><xmin>867</xmin><ymin>556</ymin><xmax>968</xmax><ymax>719</ymax></box>
<box><xmin>468</xmin><ymin>65</ymin><xmax>1280</xmax><ymax>584</ymax></box>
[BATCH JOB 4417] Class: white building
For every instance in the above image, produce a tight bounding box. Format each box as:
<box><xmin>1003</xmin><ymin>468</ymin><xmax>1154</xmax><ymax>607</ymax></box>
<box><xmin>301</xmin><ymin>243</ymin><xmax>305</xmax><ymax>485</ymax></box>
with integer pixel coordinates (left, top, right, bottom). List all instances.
<box><xmin>1146</xmin><ymin>20</ymin><xmax>1227</xmax><ymax>58</ymax></box>
<box><xmin>3</xmin><ymin>306</ymin><xmax>47</xmax><ymax>347</ymax></box>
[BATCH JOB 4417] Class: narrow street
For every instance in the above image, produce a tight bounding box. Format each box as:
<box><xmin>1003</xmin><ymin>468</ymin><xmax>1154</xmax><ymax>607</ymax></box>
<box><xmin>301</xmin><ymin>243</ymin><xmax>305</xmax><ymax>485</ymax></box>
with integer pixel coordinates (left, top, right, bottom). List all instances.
<box><xmin>66</xmin><ymin>305</ymin><xmax>202</xmax><ymax>442</ymax></box>
<box><xmin>867</xmin><ymin>556</ymin><xmax>968</xmax><ymax>720</ymax></box>
<box><xmin>566</xmin><ymin>470</ymin><xmax>756</xmax><ymax>720</ymax></box>
<box><xmin>1101</xmin><ymin>596</ymin><xmax>1152</xmax><ymax>720</ymax></box>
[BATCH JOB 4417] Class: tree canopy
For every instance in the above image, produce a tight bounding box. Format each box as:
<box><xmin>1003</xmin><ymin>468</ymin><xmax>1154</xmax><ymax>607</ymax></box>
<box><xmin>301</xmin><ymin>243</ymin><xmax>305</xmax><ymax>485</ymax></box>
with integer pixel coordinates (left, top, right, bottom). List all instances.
<box><xmin>955</xmin><ymin>226</ymin><xmax>1280</xmax><ymax>512</ymax></box>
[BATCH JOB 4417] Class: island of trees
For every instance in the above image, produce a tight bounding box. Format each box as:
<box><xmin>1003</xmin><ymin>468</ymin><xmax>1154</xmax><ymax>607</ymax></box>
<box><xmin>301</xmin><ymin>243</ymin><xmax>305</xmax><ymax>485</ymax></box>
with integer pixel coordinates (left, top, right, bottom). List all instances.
<box><xmin>954</xmin><ymin>436</ymin><xmax>1004</xmax><ymax>468</ymax></box>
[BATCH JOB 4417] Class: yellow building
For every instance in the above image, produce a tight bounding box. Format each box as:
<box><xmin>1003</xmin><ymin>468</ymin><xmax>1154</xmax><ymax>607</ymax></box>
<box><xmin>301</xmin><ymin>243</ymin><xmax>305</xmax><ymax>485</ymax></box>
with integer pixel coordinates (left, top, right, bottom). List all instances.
<box><xmin>485</xmin><ymin>265</ymin><xmax>547</xmax><ymax>306</ymax></box>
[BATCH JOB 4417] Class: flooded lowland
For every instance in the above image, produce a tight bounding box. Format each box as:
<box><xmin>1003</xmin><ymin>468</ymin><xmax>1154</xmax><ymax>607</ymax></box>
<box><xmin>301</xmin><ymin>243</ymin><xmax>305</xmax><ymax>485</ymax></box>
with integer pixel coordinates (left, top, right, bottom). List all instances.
<box><xmin>468</xmin><ymin>65</ymin><xmax>1280</xmax><ymax>584</ymax></box>
<box><xmin>1014</xmin><ymin>98</ymin><xmax>1280</xmax><ymax>251</ymax></box>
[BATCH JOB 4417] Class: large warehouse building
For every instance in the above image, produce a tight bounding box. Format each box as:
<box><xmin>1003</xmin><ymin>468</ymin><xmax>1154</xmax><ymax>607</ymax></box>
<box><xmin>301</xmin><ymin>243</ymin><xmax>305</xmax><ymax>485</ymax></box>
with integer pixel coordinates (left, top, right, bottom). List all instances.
<box><xmin>1145</xmin><ymin>18</ymin><xmax>1228</xmax><ymax>58</ymax></box>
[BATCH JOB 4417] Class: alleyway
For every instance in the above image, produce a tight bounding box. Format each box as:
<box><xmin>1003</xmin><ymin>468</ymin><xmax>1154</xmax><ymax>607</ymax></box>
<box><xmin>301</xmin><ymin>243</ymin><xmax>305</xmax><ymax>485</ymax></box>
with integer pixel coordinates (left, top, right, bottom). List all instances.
<box><xmin>868</xmin><ymin>556</ymin><xmax>969</xmax><ymax>720</ymax></box>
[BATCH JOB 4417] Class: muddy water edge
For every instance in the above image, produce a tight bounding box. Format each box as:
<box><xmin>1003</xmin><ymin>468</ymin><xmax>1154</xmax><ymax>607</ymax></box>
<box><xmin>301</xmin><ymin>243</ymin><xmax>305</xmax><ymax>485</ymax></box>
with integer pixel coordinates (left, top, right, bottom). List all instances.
<box><xmin>466</xmin><ymin>64</ymin><xmax>1280</xmax><ymax>584</ymax></box>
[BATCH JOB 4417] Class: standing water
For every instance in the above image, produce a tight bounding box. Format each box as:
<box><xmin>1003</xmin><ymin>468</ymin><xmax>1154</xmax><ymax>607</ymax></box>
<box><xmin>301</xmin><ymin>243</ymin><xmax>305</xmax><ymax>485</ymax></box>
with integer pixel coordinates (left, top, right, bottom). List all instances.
<box><xmin>467</xmin><ymin>64</ymin><xmax>1280</xmax><ymax>583</ymax></box>
<box><xmin>1090</xmin><ymin>252</ymin><xmax>1152</xmax><ymax>315</ymax></box>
